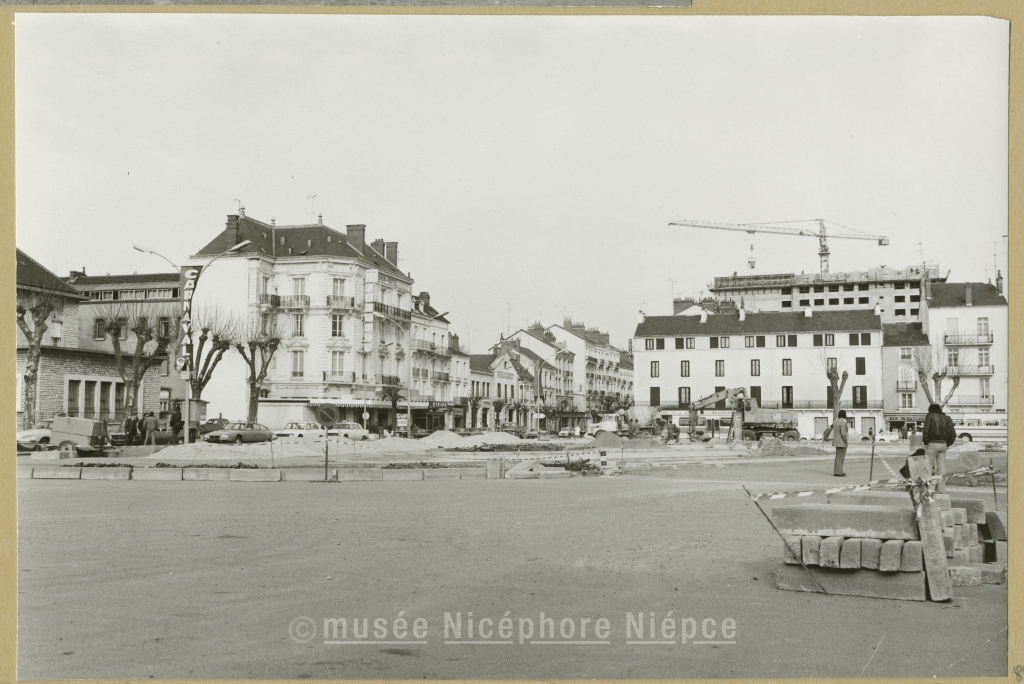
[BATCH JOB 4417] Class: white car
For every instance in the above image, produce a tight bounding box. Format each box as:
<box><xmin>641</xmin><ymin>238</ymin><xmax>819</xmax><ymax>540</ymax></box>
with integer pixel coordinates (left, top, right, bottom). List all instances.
<box><xmin>557</xmin><ymin>427</ymin><xmax>572</xmax><ymax>438</ymax></box>
<box><xmin>274</xmin><ymin>420</ymin><xmax>369</xmax><ymax>441</ymax></box>
<box><xmin>274</xmin><ymin>421</ymin><xmax>339</xmax><ymax>439</ymax></box>
<box><xmin>334</xmin><ymin>421</ymin><xmax>370</xmax><ymax>441</ymax></box>
<box><xmin>17</xmin><ymin>419</ymin><xmax>53</xmax><ymax>451</ymax></box>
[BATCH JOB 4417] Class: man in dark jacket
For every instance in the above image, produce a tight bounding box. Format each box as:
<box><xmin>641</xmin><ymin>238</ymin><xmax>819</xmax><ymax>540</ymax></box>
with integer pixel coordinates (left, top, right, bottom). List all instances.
<box><xmin>822</xmin><ymin>410</ymin><xmax>850</xmax><ymax>477</ymax></box>
<box><xmin>124</xmin><ymin>414</ymin><xmax>138</xmax><ymax>446</ymax></box>
<box><xmin>170</xmin><ymin>406</ymin><xmax>183</xmax><ymax>444</ymax></box>
<box><xmin>922</xmin><ymin>403</ymin><xmax>956</xmax><ymax>492</ymax></box>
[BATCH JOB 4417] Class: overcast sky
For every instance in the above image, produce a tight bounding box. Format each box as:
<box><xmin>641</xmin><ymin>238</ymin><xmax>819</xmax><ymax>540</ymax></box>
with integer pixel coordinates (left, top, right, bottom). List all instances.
<box><xmin>16</xmin><ymin>14</ymin><xmax>1008</xmax><ymax>352</ymax></box>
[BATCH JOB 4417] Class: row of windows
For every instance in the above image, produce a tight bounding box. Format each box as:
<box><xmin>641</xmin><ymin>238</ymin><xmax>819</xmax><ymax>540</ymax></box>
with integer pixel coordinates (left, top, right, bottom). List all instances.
<box><xmin>87</xmin><ymin>288</ymin><xmax>179</xmax><ymax>301</ymax></box>
<box><xmin>781</xmin><ymin>281</ymin><xmax>919</xmax><ymax>295</ymax></box>
<box><xmin>289</xmin><ymin>313</ymin><xmax>348</xmax><ymax>338</ymax></box>
<box><xmin>286</xmin><ymin>350</ymin><xmax>349</xmax><ymax>378</ymax></box>
<box><xmin>651</xmin><ymin>385</ymin><xmax>872</xmax><ymax>408</ymax></box>
<box><xmin>94</xmin><ymin>318</ymin><xmax>172</xmax><ymax>340</ymax></box>
<box><xmin>645</xmin><ymin>333</ymin><xmax>872</xmax><ymax>350</ymax></box>
<box><xmin>654</xmin><ymin>357</ymin><xmax>868</xmax><ymax>378</ymax></box>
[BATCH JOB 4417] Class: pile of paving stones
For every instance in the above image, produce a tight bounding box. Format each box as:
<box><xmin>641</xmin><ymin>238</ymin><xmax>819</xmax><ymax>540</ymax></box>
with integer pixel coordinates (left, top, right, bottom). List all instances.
<box><xmin>773</xmin><ymin>490</ymin><xmax>1007</xmax><ymax>602</ymax></box>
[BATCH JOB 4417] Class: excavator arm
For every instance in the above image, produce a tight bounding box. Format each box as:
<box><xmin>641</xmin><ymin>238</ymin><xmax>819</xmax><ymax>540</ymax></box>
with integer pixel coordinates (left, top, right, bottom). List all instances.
<box><xmin>687</xmin><ymin>388</ymin><xmax>747</xmax><ymax>440</ymax></box>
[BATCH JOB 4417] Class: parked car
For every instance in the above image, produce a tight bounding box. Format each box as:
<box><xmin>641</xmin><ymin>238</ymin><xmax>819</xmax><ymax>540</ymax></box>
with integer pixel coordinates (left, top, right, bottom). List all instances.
<box><xmin>524</xmin><ymin>429</ymin><xmax>539</xmax><ymax>439</ymax></box>
<box><xmin>275</xmin><ymin>421</ymin><xmax>339</xmax><ymax>439</ymax></box>
<box><xmin>203</xmin><ymin>422</ymin><xmax>276</xmax><ymax>444</ymax></box>
<box><xmin>395</xmin><ymin>425</ymin><xmax>431</xmax><ymax>439</ymax></box>
<box><xmin>199</xmin><ymin>418</ymin><xmax>231</xmax><ymax>435</ymax></box>
<box><xmin>17</xmin><ymin>419</ymin><xmax>53</xmax><ymax>451</ymax></box>
<box><xmin>335</xmin><ymin>421</ymin><xmax>369</xmax><ymax>441</ymax></box>
<box><xmin>110</xmin><ymin>419</ymin><xmax>199</xmax><ymax>446</ymax></box>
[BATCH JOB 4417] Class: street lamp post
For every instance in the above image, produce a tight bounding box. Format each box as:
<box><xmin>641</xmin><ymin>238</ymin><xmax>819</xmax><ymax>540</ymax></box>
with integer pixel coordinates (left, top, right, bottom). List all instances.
<box><xmin>134</xmin><ymin>240</ymin><xmax>250</xmax><ymax>444</ymax></box>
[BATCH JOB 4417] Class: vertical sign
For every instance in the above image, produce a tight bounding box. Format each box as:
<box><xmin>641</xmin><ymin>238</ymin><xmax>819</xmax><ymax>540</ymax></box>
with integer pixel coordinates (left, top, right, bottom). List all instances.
<box><xmin>179</xmin><ymin>265</ymin><xmax>203</xmax><ymax>370</ymax></box>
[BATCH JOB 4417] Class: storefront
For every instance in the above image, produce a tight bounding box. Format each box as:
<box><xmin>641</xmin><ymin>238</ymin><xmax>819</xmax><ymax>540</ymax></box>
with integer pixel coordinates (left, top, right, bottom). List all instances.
<box><xmin>885</xmin><ymin>413</ymin><xmax>926</xmax><ymax>434</ymax></box>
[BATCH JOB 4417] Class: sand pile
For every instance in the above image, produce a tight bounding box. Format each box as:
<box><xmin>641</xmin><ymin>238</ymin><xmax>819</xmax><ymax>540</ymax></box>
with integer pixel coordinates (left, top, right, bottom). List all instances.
<box><xmin>470</xmin><ymin>431</ymin><xmax>522</xmax><ymax>446</ymax></box>
<box><xmin>751</xmin><ymin>438</ymin><xmax>789</xmax><ymax>459</ymax></box>
<box><xmin>590</xmin><ymin>431</ymin><xmax>624</xmax><ymax>448</ymax></box>
<box><xmin>418</xmin><ymin>430</ymin><xmax>466</xmax><ymax>448</ymax></box>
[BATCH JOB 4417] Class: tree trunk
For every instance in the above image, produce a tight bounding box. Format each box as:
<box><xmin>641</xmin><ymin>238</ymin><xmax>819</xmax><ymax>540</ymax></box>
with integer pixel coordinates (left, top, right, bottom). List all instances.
<box><xmin>247</xmin><ymin>380</ymin><xmax>260</xmax><ymax>422</ymax></box>
<box><xmin>22</xmin><ymin>347</ymin><xmax>40</xmax><ymax>429</ymax></box>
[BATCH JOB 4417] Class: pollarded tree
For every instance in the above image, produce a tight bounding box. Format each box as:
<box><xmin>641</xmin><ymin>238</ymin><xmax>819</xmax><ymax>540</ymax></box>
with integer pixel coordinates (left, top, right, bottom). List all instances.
<box><xmin>379</xmin><ymin>385</ymin><xmax>405</xmax><ymax>433</ymax></box>
<box><xmin>16</xmin><ymin>292</ymin><xmax>58</xmax><ymax>429</ymax></box>
<box><xmin>185</xmin><ymin>305</ymin><xmax>237</xmax><ymax>401</ymax></box>
<box><xmin>95</xmin><ymin>302</ymin><xmax>180</xmax><ymax>418</ymax></box>
<box><xmin>815</xmin><ymin>349</ymin><xmax>849</xmax><ymax>429</ymax></box>
<box><xmin>235</xmin><ymin>313</ymin><xmax>285</xmax><ymax>422</ymax></box>
<box><xmin>910</xmin><ymin>344</ymin><xmax>963</xmax><ymax>408</ymax></box>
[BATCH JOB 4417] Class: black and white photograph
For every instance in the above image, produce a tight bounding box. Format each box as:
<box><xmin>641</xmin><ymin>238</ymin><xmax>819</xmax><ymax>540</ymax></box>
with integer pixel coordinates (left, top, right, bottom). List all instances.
<box><xmin>13</xmin><ymin>12</ymin><xmax>1010</xmax><ymax>680</ymax></box>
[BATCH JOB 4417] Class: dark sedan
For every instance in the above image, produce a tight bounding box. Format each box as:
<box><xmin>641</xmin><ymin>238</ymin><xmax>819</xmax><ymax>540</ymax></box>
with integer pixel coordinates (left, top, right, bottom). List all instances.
<box><xmin>203</xmin><ymin>422</ymin><xmax>275</xmax><ymax>444</ymax></box>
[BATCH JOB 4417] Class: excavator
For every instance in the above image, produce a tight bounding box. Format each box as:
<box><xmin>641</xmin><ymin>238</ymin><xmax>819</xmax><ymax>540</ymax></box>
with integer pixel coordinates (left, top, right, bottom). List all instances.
<box><xmin>687</xmin><ymin>388</ymin><xmax>801</xmax><ymax>443</ymax></box>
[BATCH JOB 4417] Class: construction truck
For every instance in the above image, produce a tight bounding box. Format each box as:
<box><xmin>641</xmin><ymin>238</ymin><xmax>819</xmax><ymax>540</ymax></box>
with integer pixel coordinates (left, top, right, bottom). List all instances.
<box><xmin>686</xmin><ymin>388</ymin><xmax>800</xmax><ymax>442</ymax></box>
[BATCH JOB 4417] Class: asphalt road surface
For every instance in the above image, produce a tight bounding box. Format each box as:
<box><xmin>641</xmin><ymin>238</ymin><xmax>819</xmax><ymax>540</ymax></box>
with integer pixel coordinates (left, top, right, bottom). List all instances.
<box><xmin>18</xmin><ymin>460</ymin><xmax>1007</xmax><ymax>679</ymax></box>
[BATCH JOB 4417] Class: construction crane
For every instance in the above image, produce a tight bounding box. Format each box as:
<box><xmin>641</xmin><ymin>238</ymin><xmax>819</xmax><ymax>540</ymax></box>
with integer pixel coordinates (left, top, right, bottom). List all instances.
<box><xmin>667</xmin><ymin>218</ymin><xmax>889</xmax><ymax>275</ymax></box>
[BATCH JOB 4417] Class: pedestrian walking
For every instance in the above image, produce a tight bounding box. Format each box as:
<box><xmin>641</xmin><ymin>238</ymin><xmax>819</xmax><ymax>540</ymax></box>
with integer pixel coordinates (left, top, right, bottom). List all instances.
<box><xmin>170</xmin><ymin>406</ymin><xmax>183</xmax><ymax>444</ymax></box>
<box><xmin>573</xmin><ymin>425</ymin><xmax>580</xmax><ymax>438</ymax></box>
<box><xmin>123</xmin><ymin>414</ymin><xmax>138</xmax><ymax>446</ymax></box>
<box><xmin>143</xmin><ymin>412</ymin><xmax>159</xmax><ymax>446</ymax></box>
<box><xmin>822</xmin><ymin>409</ymin><xmax>849</xmax><ymax>477</ymax></box>
<box><xmin>922</xmin><ymin>403</ymin><xmax>956</xmax><ymax>493</ymax></box>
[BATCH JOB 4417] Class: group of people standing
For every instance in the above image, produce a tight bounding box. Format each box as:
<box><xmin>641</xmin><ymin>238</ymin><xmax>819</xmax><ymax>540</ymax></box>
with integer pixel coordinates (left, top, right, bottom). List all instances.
<box><xmin>823</xmin><ymin>403</ymin><xmax>957</xmax><ymax>490</ymax></box>
<box><xmin>122</xmin><ymin>407</ymin><xmax>185</xmax><ymax>446</ymax></box>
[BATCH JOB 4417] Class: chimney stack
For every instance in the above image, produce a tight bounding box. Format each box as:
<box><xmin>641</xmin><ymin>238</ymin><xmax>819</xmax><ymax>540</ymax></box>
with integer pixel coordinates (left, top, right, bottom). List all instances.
<box><xmin>225</xmin><ymin>214</ymin><xmax>240</xmax><ymax>250</ymax></box>
<box><xmin>346</xmin><ymin>225</ymin><xmax>365</xmax><ymax>254</ymax></box>
<box><xmin>317</xmin><ymin>213</ymin><xmax>323</xmax><ymax>226</ymax></box>
<box><xmin>873</xmin><ymin>303</ymin><xmax>881</xmax><ymax>316</ymax></box>
<box><xmin>996</xmin><ymin>270</ymin><xmax>1004</xmax><ymax>296</ymax></box>
<box><xmin>385</xmin><ymin>242</ymin><xmax>398</xmax><ymax>267</ymax></box>
<box><xmin>738</xmin><ymin>308</ymin><xmax>746</xmax><ymax>322</ymax></box>
<box><xmin>965</xmin><ymin>284</ymin><xmax>972</xmax><ymax>306</ymax></box>
<box><xmin>637</xmin><ymin>311</ymin><xmax>646</xmax><ymax>324</ymax></box>
<box><xmin>370</xmin><ymin>239</ymin><xmax>385</xmax><ymax>258</ymax></box>
<box><xmin>804</xmin><ymin>307</ymin><xmax>813</xmax><ymax>318</ymax></box>
<box><xmin>419</xmin><ymin>291</ymin><xmax>430</xmax><ymax>309</ymax></box>
<box><xmin>700</xmin><ymin>311</ymin><xmax>708</xmax><ymax>323</ymax></box>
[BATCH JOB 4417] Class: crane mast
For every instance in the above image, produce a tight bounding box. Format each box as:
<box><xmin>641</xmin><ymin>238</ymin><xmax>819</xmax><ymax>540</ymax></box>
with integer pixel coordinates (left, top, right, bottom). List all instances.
<box><xmin>668</xmin><ymin>218</ymin><xmax>889</xmax><ymax>274</ymax></box>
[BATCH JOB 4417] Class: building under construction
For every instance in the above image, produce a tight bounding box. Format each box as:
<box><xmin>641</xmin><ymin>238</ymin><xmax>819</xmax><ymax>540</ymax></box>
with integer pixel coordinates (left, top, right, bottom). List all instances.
<box><xmin>674</xmin><ymin>264</ymin><xmax>958</xmax><ymax>325</ymax></box>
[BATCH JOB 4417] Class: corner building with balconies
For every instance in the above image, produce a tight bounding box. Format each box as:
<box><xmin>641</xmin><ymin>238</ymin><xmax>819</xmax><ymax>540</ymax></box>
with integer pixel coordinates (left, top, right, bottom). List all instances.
<box><xmin>190</xmin><ymin>209</ymin><xmax>444</xmax><ymax>427</ymax></box>
<box><xmin>633</xmin><ymin>308</ymin><xmax>885</xmax><ymax>438</ymax></box>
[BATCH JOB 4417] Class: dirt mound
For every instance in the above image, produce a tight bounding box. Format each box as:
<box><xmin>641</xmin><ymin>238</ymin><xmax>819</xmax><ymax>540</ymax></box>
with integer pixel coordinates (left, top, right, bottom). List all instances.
<box><xmin>623</xmin><ymin>437</ymin><xmax>667</xmax><ymax>450</ymax></box>
<box><xmin>467</xmin><ymin>431</ymin><xmax>522</xmax><ymax>445</ymax></box>
<box><xmin>748</xmin><ymin>438</ymin><xmax>826</xmax><ymax>459</ymax></box>
<box><xmin>590</xmin><ymin>431</ymin><xmax>624</xmax><ymax>448</ymax></box>
<box><xmin>418</xmin><ymin>430</ymin><xmax>466</xmax><ymax>448</ymax></box>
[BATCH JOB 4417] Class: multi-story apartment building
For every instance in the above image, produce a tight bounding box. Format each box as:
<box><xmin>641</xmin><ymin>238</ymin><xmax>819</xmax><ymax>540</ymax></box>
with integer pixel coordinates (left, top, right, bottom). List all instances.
<box><xmin>546</xmin><ymin>319</ymin><xmax>627</xmax><ymax>416</ymax></box>
<box><xmin>686</xmin><ymin>264</ymin><xmax>949</xmax><ymax>326</ymax></box>
<box><xmin>634</xmin><ymin>308</ymin><xmax>885</xmax><ymax>438</ymax></box>
<box><xmin>508</xmin><ymin>325</ymin><xmax>582</xmax><ymax>430</ymax></box>
<box><xmin>190</xmin><ymin>209</ymin><xmax>432</xmax><ymax>428</ymax></box>
<box><xmin>880</xmin><ymin>322</ymin><xmax>932</xmax><ymax>432</ymax></box>
<box><xmin>15</xmin><ymin>251</ymin><xmax>163</xmax><ymax>428</ymax></box>
<box><xmin>468</xmin><ymin>356</ymin><xmax>495</xmax><ymax>429</ymax></box>
<box><xmin>923</xmin><ymin>280</ymin><xmax>1007</xmax><ymax>415</ymax></box>
<box><xmin>69</xmin><ymin>271</ymin><xmax>189</xmax><ymax>415</ymax></box>
<box><xmin>449</xmin><ymin>334</ymin><xmax>472</xmax><ymax>429</ymax></box>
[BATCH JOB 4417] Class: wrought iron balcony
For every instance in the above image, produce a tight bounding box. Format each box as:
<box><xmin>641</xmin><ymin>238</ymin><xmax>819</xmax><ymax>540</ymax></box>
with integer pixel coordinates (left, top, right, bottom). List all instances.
<box><xmin>327</xmin><ymin>295</ymin><xmax>356</xmax><ymax>310</ymax></box>
<box><xmin>259</xmin><ymin>293</ymin><xmax>281</xmax><ymax>308</ymax></box>
<box><xmin>790</xmin><ymin>399</ymin><xmax>884</xmax><ymax>410</ymax></box>
<box><xmin>944</xmin><ymin>333</ymin><xmax>994</xmax><ymax>346</ymax></box>
<box><xmin>896</xmin><ymin>380</ymin><xmax>918</xmax><ymax>391</ymax></box>
<box><xmin>376</xmin><ymin>374</ymin><xmax>402</xmax><ymax>386</ymax></box>
<box><xmin>281</xmin><ymin>295</ymin><xmax>310</xmax><ymax>309</ymax></box>
<box><xmin>948</xmin><ymin>395</ymin><xmax>995</xmax><ymax>406</ymax></box>
<box><xmin>412</xmin><ymin>367</ymin><xmax>429</xmax><ymax>379</ymax></box>
<box><xmin>373</xmin><ymin>301</ymin><xmax>412</xmax><ymax>321</ymax></box>
<box><xmin>433</xmin><ymin>372</ymin><xmax>451</xmax><ymax>382</ymax></box>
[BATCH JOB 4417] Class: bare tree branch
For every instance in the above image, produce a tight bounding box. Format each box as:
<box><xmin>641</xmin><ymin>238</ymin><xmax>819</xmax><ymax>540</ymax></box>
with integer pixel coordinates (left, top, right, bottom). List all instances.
<box><xmin>94</xmin><ymin>301</ymin><xmax>179</xmax><ymax>417</ymax></box>
<box><xmin>234</xmin><ymin>313</ymin><xmax>284</xmax><ymax>422</ymax></box>
<box><xmin>17</xmin><ymin>291</ymin><xmax>59</xmax><ymax>428</ymax></box>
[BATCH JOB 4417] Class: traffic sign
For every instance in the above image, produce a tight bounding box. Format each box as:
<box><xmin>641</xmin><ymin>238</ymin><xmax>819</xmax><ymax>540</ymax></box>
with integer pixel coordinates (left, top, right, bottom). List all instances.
<box><xmin>315</xmin><ymin>403</ymin><xmax>340</xmax><ymax>427</ymax></box>
<box><xmin>174</xmin><ymin>357</ymin><xmax>186</xmax><ymax>371</ymax></box>
<box><xmin>362</xmin><ymin>411</ymin><xmax>370</xmax><ymax>421</ymax></box>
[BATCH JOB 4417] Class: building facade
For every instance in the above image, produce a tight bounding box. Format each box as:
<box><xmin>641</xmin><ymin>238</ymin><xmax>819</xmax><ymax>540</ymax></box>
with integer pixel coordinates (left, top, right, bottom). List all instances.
<box><xmin>691</xmin><ymin>264</ymin><xmax>948</xmax><ymax>326</ymax></box>
<box><xmin>16</xmin><ymin>251</ymin><xmax>161</xmax><ymax>429</ymax></box>
<box><xmin>923</xmin><ymin>281</ymin><xmax>1008</xmax><ymax>417</ymax></box>
<box><xmin>633</xmin><ymin>308</ymin><xmax>885</xmax><ymax>438</ymax></box>
<box><xmin>546</xmin><ymin>319</ymin><xmax>629</xmax><ymax>417</ymax></box>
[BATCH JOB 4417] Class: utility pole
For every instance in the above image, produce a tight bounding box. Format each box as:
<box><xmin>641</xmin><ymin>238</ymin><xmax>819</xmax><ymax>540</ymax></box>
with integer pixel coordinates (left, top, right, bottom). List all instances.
<box><xmin>307</xmin><ymin>195</ymin><xmax>317</xmax><ymax>223</ymax></box>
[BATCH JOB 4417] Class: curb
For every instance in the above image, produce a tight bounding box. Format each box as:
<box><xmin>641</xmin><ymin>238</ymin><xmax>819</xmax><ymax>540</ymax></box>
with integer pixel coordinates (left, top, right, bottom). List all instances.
<box><xmin>23</xmin><ymin>465</ymin><xmax>549</xmax><ymax>483</ymax></box>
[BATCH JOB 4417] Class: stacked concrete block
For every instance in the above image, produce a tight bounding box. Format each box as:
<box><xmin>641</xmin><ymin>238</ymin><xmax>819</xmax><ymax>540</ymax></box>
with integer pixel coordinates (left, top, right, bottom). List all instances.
<box><xmin>504</xmin><ymin>460</ymin><xmax>571</xmax><ymax>480</ymax></box>
<box><xmin>774</xmin><ymin>491</ymin><xmax>1001</xmax><ymax>602</ymax></box>
<box><xmin>773</xmin><ymin>504</ymin><xmax>931</xmax><ymax>601</ymax></box>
